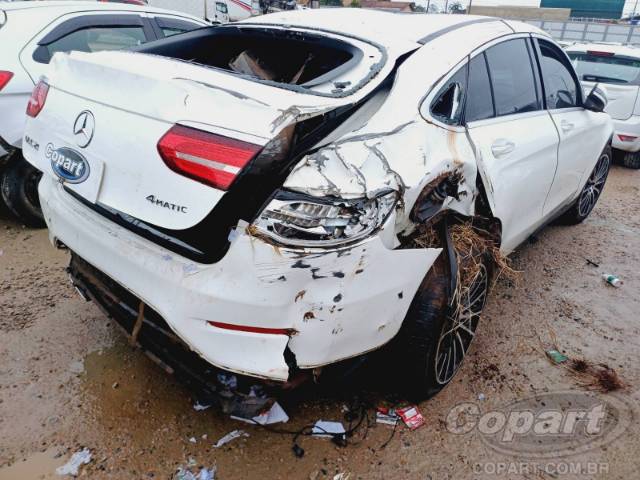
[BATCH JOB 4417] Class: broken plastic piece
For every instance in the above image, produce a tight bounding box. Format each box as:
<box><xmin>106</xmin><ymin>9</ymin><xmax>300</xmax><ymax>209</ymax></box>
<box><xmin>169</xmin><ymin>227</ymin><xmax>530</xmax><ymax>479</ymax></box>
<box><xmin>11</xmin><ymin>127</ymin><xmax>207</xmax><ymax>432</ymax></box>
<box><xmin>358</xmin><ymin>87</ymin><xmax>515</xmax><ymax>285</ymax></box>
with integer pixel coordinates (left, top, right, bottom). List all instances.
<box><xmin>602</xmin><ymin>274</ymin><xmax>622</xmax><ymax>287</ymax></box>
<box><xmin>213</xmin><ymin>430</ymin><xmax>249</xmax><ymax>448</ymax></box>
<box><xmin>546</xmin><ymin>349</ymin><xmax>568</xmax><ymax>364</ymax></box>
<box><xmin>193</xmin><ymin>401</ymin><xmax>212</xmax><ymax>412</ymax></box>
<box><xmin>311</xmin><ymin>420</ymin><xmax>346</xmax><ymax>439</ymax></box>
<box><xmin>376</xmin><ymin>407</ymin><xmax>399</xmax><ymax>426</ymax></box>
<box><xmin>231</xmin><ymin>401</ymin><xmax>289</xmax><ymax>425</ymax></box>
<box><xmin>56</xmin><ymin>448</ymin><xmax>91</xmax><ymax>476</ymax></box>
<box><xmin>397</xmin><ymin>405</ymin><xmax>425</xmax><ymax>430</ymax></box>
<box><xmin>175</xmin><ymin>466</ymin><xmax>217</xmax><ymax>480</ymax></box>
<box><xmin>217</xmin><ymin>373</ymin><xmax>238</xmax><ymax>390</ymax></box>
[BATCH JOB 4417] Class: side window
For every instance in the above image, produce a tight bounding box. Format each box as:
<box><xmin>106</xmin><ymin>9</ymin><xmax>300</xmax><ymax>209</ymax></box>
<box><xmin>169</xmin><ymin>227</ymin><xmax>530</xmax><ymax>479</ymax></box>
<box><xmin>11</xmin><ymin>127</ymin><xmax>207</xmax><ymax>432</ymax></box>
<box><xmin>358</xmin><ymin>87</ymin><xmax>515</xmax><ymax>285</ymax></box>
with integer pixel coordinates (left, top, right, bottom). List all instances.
<box><xmin>216</xmin><ymin>2</ymin><xmax>229</xmax><ymax>14</ymax></box>
<box><xmin>485</xmin><ymin>39</ymin><xmax>542</xmax><ymax>117</ymax></box>
<box><xmin>430</xmin><ymin>65</ymin><xmax>468</xmax><ymax>126</ymax></box>
<box><xmin>45</xmin><ymin>26</ymin><xmax>146</xmax><ymax>58</ymax></box>
<box><xmin>156</xmin><ymin>17</ymin><xmax>204</xmax><ymax>38</ymax></box>
<box><xmin>465</xmin><ymin>53</ymin><xmax>495</xmax><ymax>123</ymax></box>
<box><xmin>537</xmin><ymin>40</ymin><xmax>580</xmax><ymax>109</ymax></box>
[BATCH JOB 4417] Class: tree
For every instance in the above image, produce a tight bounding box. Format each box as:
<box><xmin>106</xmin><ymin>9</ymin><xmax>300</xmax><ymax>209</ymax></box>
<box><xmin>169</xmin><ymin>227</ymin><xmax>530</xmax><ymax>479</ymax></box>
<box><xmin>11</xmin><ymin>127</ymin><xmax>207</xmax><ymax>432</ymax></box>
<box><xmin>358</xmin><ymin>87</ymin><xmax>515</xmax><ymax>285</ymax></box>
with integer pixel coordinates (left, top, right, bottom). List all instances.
<box><xmin>448</xmin><ymin>1</ymin><xmax>465</xmax><ymax>14</ymax></box>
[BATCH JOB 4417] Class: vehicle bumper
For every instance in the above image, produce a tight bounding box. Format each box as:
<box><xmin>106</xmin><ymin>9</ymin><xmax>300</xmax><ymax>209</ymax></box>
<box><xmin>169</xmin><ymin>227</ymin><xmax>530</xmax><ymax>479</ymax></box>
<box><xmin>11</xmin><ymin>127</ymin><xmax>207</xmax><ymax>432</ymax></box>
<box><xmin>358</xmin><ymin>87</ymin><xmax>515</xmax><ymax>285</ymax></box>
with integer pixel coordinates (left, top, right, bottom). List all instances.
<box><xmin>612</xmin><ymin>115</ymin><xmax>640</xmax><ymax>152</ymax></box>
<box><xmin>0</xmin><ymin>93</ymin><xmax>29</xmax><ymax>149</ymax></box>
<box><xmin>39</xmin><ymin>176</ymin><xmax>440</xmax><ymax>381</ymax></box>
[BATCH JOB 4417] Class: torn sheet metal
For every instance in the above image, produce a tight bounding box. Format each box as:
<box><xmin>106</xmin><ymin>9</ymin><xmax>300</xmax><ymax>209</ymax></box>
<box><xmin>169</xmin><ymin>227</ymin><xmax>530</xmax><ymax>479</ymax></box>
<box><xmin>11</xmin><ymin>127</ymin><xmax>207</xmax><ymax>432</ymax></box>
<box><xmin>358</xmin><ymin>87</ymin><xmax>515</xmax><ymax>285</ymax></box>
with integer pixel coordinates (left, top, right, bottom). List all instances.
<box><xmin>284</xmin><ymin>120</ymin><xmax>478</xmax><ymax>234</ymax></box>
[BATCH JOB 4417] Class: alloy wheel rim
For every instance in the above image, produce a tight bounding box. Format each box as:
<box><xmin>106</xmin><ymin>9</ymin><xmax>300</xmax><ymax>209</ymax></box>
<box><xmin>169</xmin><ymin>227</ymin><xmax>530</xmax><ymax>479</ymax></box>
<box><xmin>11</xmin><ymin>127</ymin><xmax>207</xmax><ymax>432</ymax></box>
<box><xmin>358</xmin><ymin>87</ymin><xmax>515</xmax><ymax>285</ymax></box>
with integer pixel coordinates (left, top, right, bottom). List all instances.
<box><xmin>434</xmin><ymin>264</ymin><xmax>489</xmax><ymax>385</ymax></box>
<box><xmin>578</xmin><ymin>153</ymin><xmax>609</xmax><ymax>218</ymax></box>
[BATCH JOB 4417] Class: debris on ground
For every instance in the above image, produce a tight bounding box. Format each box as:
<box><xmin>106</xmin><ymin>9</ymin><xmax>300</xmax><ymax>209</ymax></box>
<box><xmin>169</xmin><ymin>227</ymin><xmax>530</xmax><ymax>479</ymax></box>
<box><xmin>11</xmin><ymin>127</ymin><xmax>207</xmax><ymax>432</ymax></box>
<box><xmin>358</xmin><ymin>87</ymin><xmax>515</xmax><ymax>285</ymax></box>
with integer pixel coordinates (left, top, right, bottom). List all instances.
<box><xmin>174</xmin><ymin>465</ymin><xmax>217</xmax><ymax>480</ymax></box>
<box><xmin>333</xmin><ymin>473</ymin><xmax>351</xmax><ymax>480</ymax></box>
<box><xmin>586</xmin><ymin>258</ymin><xmax>600</xmax><ymax>267</ymax></box>
<box><xmin>231</xmin><ymin>401</ymin><xmax>289</xmax><ymax>425</ymax></box>
<box><xmin>477</xmin><ymin>393</ymin><xmax>486</xmax><ymax>401</ymax></box>
<box><xmin>68</xmin><ymin>360</ymin><xmax>84</xmax><ymax>375</ymax></box>
<box><xmin>311</xmin><ymin>420</ymin><xmax>346</xmax><ymax>439</ymax></box>
<box><xmin>396</xmin><ymin>405</ymin><xmax>425</xmax><ymax>430</ymax></box>
<box><xmin>602</xmin><ymin>273</ymin><xmax>622</xmax><ymax>287</ymax></box>
<box><xmin>189</xmin><ymin>437</ymin><xmax>197</xmax><ymax>444</ymax></box>
<box><xmin>193</xmin><ymin>401</ymin><xmax>212</xmax><ymax>412</ymax></box>
<box><xmin>56</xmin><ymin>448</ymin><xmax>92</xmax><ymax>476</ymax></box>
<box><xmin>213</xmin><ymin>430</ymin><xmax>249</xmax><ymax>448</ymax></box>
<box><xmin>542</xmin><ymin>330</ymin><xmax>626</xmax><ymax>392</ymax></box>
<box><xmin>568</xmin><ymin>359</ymin><xmax>626</xmax><ymax>392</ymax></box>
<box><xmin>546</xmin><ymin>349</ymin><xmax>569</xmax><ymax>364</ymax></box>
<box><xmin>375</xmin><ymin>407</ymin><xmax>399</xmax><ymax>426</ymax></box>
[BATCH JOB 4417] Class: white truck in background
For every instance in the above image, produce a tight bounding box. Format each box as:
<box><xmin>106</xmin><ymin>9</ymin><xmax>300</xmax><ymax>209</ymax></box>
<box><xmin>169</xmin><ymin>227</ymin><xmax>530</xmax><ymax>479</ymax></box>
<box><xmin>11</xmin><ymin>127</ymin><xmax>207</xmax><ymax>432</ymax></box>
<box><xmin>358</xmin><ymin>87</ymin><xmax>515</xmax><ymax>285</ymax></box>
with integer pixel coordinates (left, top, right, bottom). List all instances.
<box><xmin>148</xmin><ymin>0</ymin><xmax>260</xmax><ymax>23</ymax></box>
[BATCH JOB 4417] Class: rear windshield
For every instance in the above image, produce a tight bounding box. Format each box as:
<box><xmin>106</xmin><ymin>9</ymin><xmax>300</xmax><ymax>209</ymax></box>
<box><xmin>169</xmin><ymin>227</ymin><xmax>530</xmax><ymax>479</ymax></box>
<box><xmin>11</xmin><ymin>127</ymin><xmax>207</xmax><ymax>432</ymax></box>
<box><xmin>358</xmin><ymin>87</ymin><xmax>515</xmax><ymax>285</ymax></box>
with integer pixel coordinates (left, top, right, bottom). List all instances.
<box><xmin>134</xmin><ymin>25</ymin><xmax>374</xmax><ymax>97</ymax></box>
<box><xmin>568</xmin><ymin>52</ymin><xmax>640</xmax><ymax>85</ymax></box>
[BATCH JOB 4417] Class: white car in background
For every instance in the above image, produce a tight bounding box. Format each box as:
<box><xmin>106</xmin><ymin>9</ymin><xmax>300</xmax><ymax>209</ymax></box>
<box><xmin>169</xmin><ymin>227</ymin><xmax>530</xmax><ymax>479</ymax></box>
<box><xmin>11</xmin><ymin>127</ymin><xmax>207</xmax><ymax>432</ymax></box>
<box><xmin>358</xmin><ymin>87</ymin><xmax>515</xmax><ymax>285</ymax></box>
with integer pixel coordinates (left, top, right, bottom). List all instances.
<box><xmin>566</xmin><ymin>43</ymin><xmax>640</xmax><ymax>169</ymax></box>
<box><xmin>0</xmin><ymin>0</ymin><xmax>207</xmax><ymax>226</ymax></box>
<box><xmin>23</xmin><ymin>10</ymin><xmax>612</xmax><ymax>399</ymax></box>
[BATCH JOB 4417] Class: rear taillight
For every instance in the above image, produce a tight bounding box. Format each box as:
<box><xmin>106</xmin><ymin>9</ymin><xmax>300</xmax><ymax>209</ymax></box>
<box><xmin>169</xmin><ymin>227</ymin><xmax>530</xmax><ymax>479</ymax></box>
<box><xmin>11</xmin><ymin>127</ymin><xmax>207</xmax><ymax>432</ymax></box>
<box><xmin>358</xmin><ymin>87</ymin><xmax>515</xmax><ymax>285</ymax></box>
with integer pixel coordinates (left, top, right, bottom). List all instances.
<box><xmin>0</xmin><ymin>71</ymin><xmax>13</xmax><ymax>91</ymax></box>
<box><xmin>157</xmin><ymin>125</ymin><xmax>261</xmax><ymax>190</ymax></box>
<box><xmin>26</xmin><ymin>80</ymin><xmax>49</xmax><ymax>118</ymax></box>
<box><xmin>587</xmin><ymin>50</ymin><xmax>615</xmax><ymax>57</ymax></box>
<box><xmin>618</xmin><ymin>134</ymin><xmax>637</xmax><ymax>142</ymax></box>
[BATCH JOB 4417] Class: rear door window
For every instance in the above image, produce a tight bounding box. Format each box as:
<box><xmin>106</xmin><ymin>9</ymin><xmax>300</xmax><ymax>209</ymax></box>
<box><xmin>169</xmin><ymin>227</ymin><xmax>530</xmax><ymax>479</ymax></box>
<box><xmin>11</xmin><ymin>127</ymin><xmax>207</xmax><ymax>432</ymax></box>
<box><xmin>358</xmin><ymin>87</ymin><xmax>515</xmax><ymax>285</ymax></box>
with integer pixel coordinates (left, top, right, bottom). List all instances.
<box><xmin>46</xmin><ymin>26</ymin><xmax>146</xmax><ymax>56</ymax></box>
<box><xmin>485</xmin><ymin>38</ymin><xmax>542</xmax><ymax>117</ymax></box>
<box><xmin>430</xmin><ymin>65</ymin><xmax>467</xmax><ymax>125</ymax></box>
<box><xmin>465</xmin><ymin>53</ymin><xmax>495</xmax><ymax>123</ymax></box>
<box><xmin>155</xmin><ymin>17</ymin><xmax>204</xmax><ymax>38</ymax></box>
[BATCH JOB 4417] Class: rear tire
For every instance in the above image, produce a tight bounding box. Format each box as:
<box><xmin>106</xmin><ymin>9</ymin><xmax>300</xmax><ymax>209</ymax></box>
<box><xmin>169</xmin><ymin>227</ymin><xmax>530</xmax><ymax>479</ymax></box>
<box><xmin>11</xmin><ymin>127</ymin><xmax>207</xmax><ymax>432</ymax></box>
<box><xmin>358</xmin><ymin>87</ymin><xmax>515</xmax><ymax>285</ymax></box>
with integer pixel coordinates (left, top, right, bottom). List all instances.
<box><xmin>0</xmin><ymin>152</ymin><xmax>45</xmax><ymax>228</ymax></box>
<box><xmin>557</xmin><ymin>145</ymin><xmax>611</xmax><ymax>225</ymax></box>
<box><xmin>395</xmin><ymin>236</ymin><xmax>492</xmax><ymax>401</ymax></box>
<box><xmin>620</xmin><ymin>150</ymin><xmax>640</xmax><ymax>169</ymax></box>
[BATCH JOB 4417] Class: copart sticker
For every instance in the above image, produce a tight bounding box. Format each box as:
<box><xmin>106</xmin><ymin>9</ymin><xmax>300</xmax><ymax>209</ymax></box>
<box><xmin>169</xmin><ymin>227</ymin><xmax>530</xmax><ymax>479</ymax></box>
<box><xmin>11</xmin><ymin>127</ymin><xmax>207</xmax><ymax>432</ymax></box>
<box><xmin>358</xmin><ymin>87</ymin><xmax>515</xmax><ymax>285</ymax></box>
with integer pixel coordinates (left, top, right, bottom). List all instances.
<box><xmin>46</xmin><ymin>143</ymin><xmax>90</xmax><ymax>184</ymax></box>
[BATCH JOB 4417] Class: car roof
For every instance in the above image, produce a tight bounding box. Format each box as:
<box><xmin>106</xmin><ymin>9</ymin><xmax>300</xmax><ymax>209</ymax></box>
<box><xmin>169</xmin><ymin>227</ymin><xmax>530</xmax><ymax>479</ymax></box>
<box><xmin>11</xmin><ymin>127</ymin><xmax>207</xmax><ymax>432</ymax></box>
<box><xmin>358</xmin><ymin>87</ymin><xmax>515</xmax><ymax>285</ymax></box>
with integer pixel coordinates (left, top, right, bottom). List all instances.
<box><xmin>565</xmin><ymin>42</ymin><xmax>640</xmax><ymax>58</ymax></box>
<box><xmin>244</xmin><ymin>9</ymin><xmax>541</xmax><ymax>46</ymax></box>
<box><xmin>0</xmin><ymin>0</ymin><xmax>198</xmax><ymax>17</ymax></box>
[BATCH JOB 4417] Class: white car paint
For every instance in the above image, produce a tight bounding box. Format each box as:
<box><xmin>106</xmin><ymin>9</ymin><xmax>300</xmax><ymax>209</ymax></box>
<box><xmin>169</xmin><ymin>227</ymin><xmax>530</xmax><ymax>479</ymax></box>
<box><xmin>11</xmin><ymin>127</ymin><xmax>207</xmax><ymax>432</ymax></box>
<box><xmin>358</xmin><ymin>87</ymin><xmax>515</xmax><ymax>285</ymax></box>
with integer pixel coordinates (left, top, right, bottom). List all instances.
<box><xmin>566</xmin><ymin>43</ymin><xmax>640</xmax><ymax>153</ymax></box>
<box><xmin>0</xmin><ymin>1</ymin><xmax>207</xmax><ymax>152</ymax></box>
<box><xmin>22</xmin><ymin>10</ymin><xmax>613</xmax><ymax>381</ymax></box>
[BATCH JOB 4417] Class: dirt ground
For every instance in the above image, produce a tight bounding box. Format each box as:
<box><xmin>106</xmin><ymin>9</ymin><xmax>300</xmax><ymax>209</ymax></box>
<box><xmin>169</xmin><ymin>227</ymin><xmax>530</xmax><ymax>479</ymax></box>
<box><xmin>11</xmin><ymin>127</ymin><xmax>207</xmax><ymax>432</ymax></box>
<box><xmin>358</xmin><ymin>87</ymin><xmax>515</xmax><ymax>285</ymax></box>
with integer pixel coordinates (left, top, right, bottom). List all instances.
<box><xmin>1</xmin><ymin>165</ymin><xmax>639</xmax><ymax>480</ymax></box>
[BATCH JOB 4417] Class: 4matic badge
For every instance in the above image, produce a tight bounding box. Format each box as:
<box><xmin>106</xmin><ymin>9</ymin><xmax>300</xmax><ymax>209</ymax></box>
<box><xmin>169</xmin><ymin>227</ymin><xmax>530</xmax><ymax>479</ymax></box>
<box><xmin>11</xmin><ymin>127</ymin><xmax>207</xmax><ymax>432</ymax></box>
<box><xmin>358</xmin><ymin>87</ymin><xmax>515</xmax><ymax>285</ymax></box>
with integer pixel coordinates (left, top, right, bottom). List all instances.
<box><xmin>146</xmin><ymin>195</ymin><xmax>188</xmax><ymax>213</ymax></box>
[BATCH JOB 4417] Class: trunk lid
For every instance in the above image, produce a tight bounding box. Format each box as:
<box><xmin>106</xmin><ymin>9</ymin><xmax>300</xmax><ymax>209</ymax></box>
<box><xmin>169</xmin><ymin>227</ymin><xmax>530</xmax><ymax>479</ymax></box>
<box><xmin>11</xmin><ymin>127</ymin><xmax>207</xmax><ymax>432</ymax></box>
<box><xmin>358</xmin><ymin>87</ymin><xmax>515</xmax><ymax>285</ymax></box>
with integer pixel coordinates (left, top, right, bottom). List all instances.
<box><xmin>24</xmin><ymin>51</ymin><xmax>340</xmax><ymax>230</ymax></box>
<box><xmin>582</xmin><ymin>80</ymin><xmax>639</xmax><ymax>120</ymax></box>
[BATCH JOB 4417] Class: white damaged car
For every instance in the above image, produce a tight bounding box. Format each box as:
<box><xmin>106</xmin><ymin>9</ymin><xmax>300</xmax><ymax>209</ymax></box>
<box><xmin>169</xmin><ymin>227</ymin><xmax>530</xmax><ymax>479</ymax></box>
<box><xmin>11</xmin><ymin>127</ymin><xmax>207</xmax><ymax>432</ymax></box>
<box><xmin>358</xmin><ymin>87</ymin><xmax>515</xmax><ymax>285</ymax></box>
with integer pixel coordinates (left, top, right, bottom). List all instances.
<box><xmin>23</xmin><ymin>10</ymin><xmax>613</xmax><ymax>398</ymax></box>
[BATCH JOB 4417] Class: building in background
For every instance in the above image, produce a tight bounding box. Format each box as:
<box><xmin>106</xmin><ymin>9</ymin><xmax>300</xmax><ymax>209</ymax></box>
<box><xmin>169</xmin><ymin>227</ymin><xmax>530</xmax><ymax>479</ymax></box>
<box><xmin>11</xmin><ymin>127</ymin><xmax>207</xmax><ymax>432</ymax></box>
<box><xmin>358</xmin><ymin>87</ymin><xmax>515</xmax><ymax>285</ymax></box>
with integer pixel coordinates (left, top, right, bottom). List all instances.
<box><xmin>468</xmin><ymin>5</ymin><xmax>570</xmax><ymax>20</ymax></box>
<box><xmin>540</xmin><ymin>0</ymin><xmax>626</xmax><ymax>19</ymax></box>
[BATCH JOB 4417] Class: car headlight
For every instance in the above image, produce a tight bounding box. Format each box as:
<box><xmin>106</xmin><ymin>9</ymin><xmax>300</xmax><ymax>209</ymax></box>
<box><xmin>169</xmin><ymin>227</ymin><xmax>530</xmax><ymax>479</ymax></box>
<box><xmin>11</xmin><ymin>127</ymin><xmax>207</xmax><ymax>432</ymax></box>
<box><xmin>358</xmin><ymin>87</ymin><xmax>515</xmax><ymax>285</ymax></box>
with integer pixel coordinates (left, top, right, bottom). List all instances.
<box><xmin>251</xmin><ymin>190</ymin><xmax>398</xmax><ymax>247</ymax></box>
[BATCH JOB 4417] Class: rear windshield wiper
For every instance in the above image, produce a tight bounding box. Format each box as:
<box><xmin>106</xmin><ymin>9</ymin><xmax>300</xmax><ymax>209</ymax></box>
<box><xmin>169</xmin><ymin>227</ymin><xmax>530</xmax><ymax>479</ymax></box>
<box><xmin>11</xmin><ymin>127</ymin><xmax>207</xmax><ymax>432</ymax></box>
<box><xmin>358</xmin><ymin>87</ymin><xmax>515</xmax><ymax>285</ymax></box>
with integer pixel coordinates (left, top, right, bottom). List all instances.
<box><xmin>582</xmin><ymin>74</ymin><xmax>629</xmax><ymax>84</ymax></box>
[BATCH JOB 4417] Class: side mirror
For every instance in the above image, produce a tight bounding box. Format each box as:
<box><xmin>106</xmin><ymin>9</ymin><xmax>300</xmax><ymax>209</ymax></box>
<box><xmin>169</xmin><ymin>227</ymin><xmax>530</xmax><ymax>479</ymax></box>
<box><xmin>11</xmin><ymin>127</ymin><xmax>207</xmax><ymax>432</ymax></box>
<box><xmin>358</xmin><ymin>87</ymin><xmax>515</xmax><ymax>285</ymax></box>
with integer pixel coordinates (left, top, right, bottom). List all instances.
<box><xmin>584</xmin><ymin>84</ymin><xmax>608</xmax><ymax>113</ymax></box>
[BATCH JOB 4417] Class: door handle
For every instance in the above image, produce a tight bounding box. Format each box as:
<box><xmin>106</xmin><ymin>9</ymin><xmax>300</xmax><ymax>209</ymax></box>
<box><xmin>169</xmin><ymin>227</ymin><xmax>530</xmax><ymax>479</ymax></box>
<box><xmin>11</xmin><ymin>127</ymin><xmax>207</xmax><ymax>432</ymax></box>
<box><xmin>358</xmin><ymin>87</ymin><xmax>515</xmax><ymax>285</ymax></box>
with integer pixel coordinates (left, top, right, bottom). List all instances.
<box><xmin>491</xmin><ymin>139</ymin><xmax>516</xmax><ymax>158</ymax></box>
<box><xmin>561</xmin><ymin>120</ymin><xmax>575</xmax><ymax>133</ymax></box>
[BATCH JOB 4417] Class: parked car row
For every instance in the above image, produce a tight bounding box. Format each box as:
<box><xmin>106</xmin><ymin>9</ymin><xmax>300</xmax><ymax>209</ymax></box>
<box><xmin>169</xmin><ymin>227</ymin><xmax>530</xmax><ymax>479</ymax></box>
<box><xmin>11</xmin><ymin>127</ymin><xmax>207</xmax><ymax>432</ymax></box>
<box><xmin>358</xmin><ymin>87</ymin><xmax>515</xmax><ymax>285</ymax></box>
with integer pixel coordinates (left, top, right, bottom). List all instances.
<box><xmin>0</xmin><ymin>0</ymin><xmax>207</xmax><ymax>225</ymax></box>
<box><xmin>565</xmin><ymin>42</ymin><xmax>640</xmax><ymax>169</ymax></box>
<box><xmin>4</xmin><ymin>7</ymin><xmax>616</xmax><ymax>398</ymax></box>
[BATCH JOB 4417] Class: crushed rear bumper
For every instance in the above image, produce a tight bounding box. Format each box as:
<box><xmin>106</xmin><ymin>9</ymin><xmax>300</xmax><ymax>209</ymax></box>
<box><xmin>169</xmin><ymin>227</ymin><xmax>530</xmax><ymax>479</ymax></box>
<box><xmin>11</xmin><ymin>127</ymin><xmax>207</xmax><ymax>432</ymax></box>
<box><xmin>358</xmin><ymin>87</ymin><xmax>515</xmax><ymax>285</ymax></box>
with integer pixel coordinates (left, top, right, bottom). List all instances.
<box><xmin>40</xmin><ymin>175</ymin><xmax>440</xmax><ymax>381</ymax></box>
<box><xmin>68</xmin><ymin>253</ymin><xmax>224</xmax><ymax>397</ymax></box>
